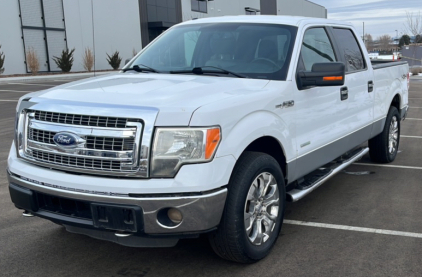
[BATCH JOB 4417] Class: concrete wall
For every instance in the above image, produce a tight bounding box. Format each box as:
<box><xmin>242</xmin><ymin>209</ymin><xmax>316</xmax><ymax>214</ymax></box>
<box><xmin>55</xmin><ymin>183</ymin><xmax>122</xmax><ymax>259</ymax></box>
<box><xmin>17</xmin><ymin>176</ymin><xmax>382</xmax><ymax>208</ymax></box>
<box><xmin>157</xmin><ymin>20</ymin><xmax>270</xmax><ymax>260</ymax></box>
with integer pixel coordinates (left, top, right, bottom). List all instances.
<box><xmin>276</xmin><ymin>0</ymin><xmax>326</xmax><ymax>18</ymax></box>
<box><xmin>1</xmin><ymin>0</ymin><xmax>325</xmax><ymax>75</ymax></box>
<box><xmin>0</xmin><ymin>0</ymin><xmax>142</xmax><ymax>75</ymax></box>
<box><xmin>0</xmin><ymin>0</ymin><xmax>27</xmax><ymax>75</ymax></box>
<box><xmin>63</xmin><ymin>0</ymin><xmax>142</xmax><ymax>72</ymax></box>
<box><xmin>181</xmin><ymin>0</ymin><xmax>261</xmax><ymax>21</ymax></box>
<box><xmin>180</xmin><ymin>0</ymin><xmax>326</xmax><ymax>22</ymax></box>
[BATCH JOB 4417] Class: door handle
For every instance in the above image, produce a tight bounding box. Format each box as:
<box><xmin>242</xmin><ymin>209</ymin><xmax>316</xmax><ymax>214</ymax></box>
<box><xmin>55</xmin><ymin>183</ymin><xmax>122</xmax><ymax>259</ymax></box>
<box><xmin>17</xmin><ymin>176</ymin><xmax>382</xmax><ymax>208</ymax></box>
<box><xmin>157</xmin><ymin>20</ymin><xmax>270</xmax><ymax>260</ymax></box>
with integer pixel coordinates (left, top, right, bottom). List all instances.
<box><xmin>368</xmin><ymin>81</ymin><xmax>374</xmax><ymax>92</ymax></box>
<box><xmin>340</xmin><ymin>87</ymin><xmax>348</xmax><ymax>101</ymax></box>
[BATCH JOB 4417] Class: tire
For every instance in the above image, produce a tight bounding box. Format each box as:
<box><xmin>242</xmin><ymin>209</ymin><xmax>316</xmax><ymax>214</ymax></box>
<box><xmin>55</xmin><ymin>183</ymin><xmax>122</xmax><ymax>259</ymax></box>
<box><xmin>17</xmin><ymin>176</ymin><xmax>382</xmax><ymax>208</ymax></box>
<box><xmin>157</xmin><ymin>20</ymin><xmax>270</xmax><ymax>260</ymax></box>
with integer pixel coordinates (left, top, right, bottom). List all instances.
<box><xmin>369</xmin><ymin>106</ymin><xmax>400</xmax><ymax>163</ymax></box>
<box><xmin>208</xmin><ymin>152</ymin><xmax>286</xmax><ymax>263</ymax></box>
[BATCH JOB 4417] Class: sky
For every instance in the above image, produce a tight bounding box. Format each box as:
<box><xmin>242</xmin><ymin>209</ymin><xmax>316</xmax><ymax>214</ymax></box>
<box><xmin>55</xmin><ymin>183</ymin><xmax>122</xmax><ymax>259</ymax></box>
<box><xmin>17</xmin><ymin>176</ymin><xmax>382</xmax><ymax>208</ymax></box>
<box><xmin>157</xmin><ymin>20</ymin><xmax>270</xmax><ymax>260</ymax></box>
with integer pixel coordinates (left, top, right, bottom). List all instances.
<box><xmin>310</xmin><ymin>0</ymin><xmax>422</xmax><ymax>39</ymax></box>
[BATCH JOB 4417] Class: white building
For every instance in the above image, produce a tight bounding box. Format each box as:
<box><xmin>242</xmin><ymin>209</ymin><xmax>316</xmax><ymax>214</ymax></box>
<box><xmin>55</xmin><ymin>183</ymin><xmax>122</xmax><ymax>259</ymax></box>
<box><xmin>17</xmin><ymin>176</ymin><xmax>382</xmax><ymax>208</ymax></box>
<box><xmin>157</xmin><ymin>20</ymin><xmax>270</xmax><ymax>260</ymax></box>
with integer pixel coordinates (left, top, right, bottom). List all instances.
<box><xmin>0</xmin><ymin>0</ymin><xmax>326</xmax><ymax>75</ymax></box>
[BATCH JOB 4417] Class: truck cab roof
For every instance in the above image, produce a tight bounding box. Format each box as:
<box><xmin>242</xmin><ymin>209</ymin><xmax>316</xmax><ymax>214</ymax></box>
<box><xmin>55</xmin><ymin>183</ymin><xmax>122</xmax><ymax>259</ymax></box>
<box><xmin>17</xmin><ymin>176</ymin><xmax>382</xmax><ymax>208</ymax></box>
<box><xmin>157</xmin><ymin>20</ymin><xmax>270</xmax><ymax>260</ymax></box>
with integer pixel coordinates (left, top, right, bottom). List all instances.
<box><xmin>179</xmin><ymin>15</ymin><xmax>354</xmax><ymax>29</ymax></box>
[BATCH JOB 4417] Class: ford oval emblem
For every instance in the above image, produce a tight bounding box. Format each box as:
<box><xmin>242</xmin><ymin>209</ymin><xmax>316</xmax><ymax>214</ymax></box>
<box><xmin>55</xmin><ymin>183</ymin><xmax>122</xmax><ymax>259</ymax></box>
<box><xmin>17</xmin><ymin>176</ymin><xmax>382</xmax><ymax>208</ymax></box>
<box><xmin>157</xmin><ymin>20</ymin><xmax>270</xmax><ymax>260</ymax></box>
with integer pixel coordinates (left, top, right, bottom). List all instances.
<box><xmin>53</xmin><ymin>132</ymin><xmax>79</xmax><ymax>148</ymax></box>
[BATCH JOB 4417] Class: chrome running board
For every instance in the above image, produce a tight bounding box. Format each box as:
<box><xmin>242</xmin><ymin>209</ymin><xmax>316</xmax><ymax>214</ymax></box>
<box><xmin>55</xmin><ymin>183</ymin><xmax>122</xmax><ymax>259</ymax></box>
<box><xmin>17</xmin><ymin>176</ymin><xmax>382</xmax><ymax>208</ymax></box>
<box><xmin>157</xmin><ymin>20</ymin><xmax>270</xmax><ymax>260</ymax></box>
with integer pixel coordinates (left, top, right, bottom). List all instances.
<box><xmin>286</xmin><ymin>147</ymin><xmax>369</xmax><ymax>202</ymax></box>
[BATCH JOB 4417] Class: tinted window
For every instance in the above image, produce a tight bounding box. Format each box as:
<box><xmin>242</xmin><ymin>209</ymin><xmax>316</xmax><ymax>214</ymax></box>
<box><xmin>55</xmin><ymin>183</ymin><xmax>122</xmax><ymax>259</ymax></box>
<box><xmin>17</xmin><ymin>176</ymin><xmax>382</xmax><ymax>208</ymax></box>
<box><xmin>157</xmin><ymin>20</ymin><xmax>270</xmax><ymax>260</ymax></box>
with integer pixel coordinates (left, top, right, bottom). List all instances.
<box><xmin>130</xmin><ymin>23</ymin><xmax>298</xmax><ymax>81</ymax></box>
<box><xmin>191</xmin><ymin>0</ymin><xmax>207</xmax><ymax>13</ymax></box>
<box><xmin>300</xmin><ymin>28</ymin><xmax>336</xmax><ymax>71</ymax></box>
<box><xmin>332</xmin><ymin>28</ymin><xmax>366</xmax><ymax>72</ymax></box>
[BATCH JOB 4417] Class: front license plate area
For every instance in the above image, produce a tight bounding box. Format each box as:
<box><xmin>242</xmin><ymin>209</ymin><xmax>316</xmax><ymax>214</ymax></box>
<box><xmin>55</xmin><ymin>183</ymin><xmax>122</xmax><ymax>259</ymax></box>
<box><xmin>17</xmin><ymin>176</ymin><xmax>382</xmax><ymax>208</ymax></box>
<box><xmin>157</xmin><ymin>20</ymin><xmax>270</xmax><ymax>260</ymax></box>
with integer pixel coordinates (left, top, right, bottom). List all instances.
<box><xmin>91</xmin><ymin>204</ymin><xmax>142</xmax><ymax>232</ymax></box>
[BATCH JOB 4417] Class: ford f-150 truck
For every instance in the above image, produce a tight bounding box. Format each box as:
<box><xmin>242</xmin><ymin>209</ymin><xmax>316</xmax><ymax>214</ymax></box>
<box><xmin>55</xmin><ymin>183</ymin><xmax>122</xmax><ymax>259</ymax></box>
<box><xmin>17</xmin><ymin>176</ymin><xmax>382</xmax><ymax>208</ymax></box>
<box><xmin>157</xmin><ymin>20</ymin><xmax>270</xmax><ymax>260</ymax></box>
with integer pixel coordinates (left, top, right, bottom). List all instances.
<box><xmin>8</xmin><ymin>16</ymin><xmax>409</xmax><ymax>263</ymax></box>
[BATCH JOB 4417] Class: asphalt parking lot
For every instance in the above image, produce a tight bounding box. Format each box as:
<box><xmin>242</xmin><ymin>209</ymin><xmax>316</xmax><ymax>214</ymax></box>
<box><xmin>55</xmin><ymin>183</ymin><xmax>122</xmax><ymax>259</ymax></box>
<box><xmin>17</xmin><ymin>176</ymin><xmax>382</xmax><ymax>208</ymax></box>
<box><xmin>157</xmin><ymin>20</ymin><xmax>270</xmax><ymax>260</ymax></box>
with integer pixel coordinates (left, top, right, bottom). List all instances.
<box><xmin>0</xmin><ymin>76</ymin><xmax>421</xmax><ymax>276</ymax></box>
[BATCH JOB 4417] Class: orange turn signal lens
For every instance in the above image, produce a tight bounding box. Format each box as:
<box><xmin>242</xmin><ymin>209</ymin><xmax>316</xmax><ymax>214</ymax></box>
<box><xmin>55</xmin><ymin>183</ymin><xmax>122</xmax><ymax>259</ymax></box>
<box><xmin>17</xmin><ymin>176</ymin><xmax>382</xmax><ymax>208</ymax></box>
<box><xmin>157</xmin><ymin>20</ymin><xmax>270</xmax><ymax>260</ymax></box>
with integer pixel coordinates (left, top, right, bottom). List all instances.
<box><xmin>323</xmin><ymin>76</ymin><xmax>343</xmax><ymax>81</ymax></box>
<box><xmin>205</xmin><ymin>128</ymin><xmax>221</xmax><ymax>159</ymax></box>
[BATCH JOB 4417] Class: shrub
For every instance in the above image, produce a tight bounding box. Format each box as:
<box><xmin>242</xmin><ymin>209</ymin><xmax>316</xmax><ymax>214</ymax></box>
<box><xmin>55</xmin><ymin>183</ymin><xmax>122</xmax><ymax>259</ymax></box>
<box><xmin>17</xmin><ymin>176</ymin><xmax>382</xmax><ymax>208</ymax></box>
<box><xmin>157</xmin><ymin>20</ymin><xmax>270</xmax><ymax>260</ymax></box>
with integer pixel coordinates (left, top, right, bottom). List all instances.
<box><xmin>53</xmin><ymin>48</ymin><xmax>75</xmax><ymax>72</ymax></box>
<box><xmin>106</xmin><ymin>51</ymin><xmax>122</xmax><ymax>70</ymax></box>
<box><xmin>0</xmin><ymin>44</ymin><xmax>5</xmax><ymax>74</ymax></box>
<box><xmin>83</xmin><ymin>47</ymin><xmax>94</xmax><ymax>72</ymax></box>
<box><xmin>26</xmin><ymin>47</ymin><xmax>40</xmax><ymax>74</ymax></box>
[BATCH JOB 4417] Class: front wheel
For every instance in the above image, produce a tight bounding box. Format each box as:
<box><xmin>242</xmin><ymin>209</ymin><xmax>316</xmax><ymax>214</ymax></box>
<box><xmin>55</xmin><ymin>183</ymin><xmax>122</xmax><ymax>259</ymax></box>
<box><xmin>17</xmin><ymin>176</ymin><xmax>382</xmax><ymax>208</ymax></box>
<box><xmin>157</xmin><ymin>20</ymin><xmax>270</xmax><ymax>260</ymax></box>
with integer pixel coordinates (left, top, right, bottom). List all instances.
<box><xmin>209</xmin><ymin>152</ymin><xmax>285</xmax><ymax>263</ymax></box>
<box><xmin>369</xmin><ymin>106</ymin><xmax>400</xmax><ymax>163</ymax></box>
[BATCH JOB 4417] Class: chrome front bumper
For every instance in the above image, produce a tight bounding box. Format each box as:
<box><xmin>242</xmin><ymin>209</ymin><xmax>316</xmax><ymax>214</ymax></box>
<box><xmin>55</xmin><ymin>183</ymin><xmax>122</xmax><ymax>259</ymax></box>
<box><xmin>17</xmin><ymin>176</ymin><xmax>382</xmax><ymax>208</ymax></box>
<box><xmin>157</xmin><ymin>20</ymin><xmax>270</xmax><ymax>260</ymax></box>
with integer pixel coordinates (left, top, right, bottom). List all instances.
<box><xmin>7</xmin><ymin>169</ymin><xmax>227</xmax><ymax>239</ymax></box>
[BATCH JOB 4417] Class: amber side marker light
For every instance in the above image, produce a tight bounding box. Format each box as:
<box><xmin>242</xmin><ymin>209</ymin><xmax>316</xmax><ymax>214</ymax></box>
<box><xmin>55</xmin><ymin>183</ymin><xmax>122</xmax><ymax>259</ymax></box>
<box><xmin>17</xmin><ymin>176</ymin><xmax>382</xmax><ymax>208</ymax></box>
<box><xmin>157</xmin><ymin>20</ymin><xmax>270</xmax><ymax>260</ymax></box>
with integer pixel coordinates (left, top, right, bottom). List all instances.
<box><xmin>205</xmin><ymin>128</ymin><xmax>221</xmax><ymax>159</ymax></box>
<box><xmin>323</xmin><ymin>76</ymin><xmax>343</xmax><ymax>81</ymax></box>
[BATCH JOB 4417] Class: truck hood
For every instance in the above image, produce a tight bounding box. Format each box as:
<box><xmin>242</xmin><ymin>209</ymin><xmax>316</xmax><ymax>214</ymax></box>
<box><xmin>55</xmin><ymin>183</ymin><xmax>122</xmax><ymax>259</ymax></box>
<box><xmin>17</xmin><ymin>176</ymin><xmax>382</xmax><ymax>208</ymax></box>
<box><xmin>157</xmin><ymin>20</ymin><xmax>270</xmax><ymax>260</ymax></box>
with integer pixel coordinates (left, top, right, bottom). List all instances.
<box><xmin>27</xmin><ymin>73</ymin><xmax>270</xmax><ymax>125</ymax></box>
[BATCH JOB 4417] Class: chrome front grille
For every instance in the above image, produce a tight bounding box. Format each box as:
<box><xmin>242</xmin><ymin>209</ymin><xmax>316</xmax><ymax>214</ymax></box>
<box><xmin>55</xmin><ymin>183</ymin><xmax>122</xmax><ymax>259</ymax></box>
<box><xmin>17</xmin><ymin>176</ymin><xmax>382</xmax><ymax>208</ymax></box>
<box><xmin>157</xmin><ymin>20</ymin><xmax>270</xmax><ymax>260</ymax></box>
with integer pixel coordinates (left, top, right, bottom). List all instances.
<box><xmin>29</xmin><ymin>150</ymin><xmax>125</xmax><ymax>171</ymax></box>
<box><xmin>34</xmin><ymin>110</ymin><xmax>128</xmax><ymax>128</ymax></box>
<box><xmin>29</xmin><ymin>128</ymin><xmax>135</xmax><ymax>152</ymax></box>
<box><xmin>28</xmin><ymin>128</ymin><xmax>54</xmax><ymax>144</ymax></box>
<box><xmin>85</xmin><ymin>136</ymin><xmax>134</xmax><ymax>151</ymax></box>
<box><xmin>21</xmin><ymin>109</ymin><xmax>144</xmax><ymax>177</ymax></box>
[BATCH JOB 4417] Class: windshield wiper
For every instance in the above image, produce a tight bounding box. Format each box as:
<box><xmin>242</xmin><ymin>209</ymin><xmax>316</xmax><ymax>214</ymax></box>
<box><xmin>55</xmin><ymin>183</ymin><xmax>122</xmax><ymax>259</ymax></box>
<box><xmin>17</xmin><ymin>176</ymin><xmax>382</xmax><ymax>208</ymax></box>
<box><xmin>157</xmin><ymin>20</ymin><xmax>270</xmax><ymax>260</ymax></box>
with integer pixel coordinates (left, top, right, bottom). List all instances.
<box><xmin>171</xmin><ymin>66</ymin><xmax>246</xmax><ymax>78</ymax></box>
<box><xmin>122</xmin><ymin>64</ymin><xmax>160</xmax><ymax>73</ymax></box>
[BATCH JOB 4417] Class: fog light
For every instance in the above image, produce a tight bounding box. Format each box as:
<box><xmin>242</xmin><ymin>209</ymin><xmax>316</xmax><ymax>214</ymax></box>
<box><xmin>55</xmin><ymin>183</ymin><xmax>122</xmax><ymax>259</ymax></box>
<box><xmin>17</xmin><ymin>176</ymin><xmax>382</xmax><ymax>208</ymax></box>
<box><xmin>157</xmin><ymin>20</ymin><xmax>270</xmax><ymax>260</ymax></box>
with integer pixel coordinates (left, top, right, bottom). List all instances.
<box><xmin>157</xmin><ymin>207</ymin><xmax>184</xmax><ymax>228</ymax></box>
<box><xmin>167</xmin><ymin>208</ymin><xmax>183</xmax><ymax>224</ymax></box>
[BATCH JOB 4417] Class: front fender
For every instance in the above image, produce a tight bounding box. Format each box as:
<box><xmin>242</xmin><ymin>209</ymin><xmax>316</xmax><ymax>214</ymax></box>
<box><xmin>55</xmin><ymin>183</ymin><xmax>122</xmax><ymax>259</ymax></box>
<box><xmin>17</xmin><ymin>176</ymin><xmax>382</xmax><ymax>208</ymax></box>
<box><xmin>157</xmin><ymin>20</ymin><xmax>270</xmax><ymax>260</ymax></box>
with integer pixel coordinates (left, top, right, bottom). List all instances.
<box><xmin>216</xmin><ymin>110</ymin><xmax>295</xmax><ymax>162</ymax></box>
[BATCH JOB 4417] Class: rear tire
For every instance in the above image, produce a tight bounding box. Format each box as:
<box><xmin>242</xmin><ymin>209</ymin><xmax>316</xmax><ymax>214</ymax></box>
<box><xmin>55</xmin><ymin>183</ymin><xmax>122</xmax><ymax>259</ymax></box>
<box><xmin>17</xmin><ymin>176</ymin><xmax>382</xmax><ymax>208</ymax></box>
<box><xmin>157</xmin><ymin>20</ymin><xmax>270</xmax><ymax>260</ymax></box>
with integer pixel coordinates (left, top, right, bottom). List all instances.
<box><xmin>209</xmin><ymin>152</ymin><xmax>285</xmax><ymax>263</ymax></box>
<box><xmin>369</xmin><ymin>106</ymin><xmax>400</xmax><ymax>163</ymax></box>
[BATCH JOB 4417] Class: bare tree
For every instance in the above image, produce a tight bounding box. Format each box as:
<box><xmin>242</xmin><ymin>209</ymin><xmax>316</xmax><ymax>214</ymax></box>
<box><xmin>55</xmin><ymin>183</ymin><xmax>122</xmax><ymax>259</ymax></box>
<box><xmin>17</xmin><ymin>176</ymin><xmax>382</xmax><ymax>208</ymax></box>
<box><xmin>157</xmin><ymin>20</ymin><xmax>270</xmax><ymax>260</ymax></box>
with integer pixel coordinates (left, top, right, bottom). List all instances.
<box><xmin>26</xmin><ymin>47</ymin><xmax>40</xmax><ymax>74</ymax></box>
<box><xmin>364</xmin><ymin>34</ymin><xmax>374</xmax><ymax>51</ymax></box>
<box><xmin>378</xmin><ymin>34</ymin><xmax>392</xmax><ymax>50</ymax></box>
<box><xmin>404</xmin><ymin>11</ymin><xmax>422</xmax><ymax>38</ymax></box>
<box><xmin>82</xmin><ymin>47</ymin><xmax>94</xmax><ymax>72</ymax></box>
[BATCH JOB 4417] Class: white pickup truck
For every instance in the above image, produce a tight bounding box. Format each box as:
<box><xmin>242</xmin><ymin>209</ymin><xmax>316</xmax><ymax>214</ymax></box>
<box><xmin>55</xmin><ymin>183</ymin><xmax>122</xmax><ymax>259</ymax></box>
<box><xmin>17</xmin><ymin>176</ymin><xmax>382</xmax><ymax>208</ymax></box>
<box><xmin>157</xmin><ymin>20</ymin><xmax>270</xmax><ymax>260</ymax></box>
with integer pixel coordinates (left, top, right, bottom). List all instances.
<box><xmin>8</xmin><ymin>16</ymin><xmax>409</xmax><ymax>263</ymax></box>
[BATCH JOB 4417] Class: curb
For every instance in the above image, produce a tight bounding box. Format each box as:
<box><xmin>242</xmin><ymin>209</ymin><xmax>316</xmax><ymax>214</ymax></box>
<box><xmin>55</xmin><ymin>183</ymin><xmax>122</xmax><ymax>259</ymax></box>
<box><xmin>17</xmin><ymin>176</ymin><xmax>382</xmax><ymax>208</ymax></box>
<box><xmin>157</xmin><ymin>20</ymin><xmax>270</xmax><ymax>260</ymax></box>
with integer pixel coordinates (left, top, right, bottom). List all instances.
<box><xmin>0</xmin><ymin>71</ymin><xmax>118</xmax><ymax>83</ymax></box>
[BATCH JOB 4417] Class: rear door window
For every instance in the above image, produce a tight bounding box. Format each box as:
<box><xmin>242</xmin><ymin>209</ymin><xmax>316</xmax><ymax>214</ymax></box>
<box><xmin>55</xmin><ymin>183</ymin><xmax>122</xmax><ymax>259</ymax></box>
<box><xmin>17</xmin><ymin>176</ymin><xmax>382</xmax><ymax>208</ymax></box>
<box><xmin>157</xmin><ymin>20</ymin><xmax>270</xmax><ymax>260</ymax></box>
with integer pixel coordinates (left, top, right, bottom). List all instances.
<box><xmin>332</xmin><ymin>28</ymin><xmax>366</xmax><ymax>72</ymax></box>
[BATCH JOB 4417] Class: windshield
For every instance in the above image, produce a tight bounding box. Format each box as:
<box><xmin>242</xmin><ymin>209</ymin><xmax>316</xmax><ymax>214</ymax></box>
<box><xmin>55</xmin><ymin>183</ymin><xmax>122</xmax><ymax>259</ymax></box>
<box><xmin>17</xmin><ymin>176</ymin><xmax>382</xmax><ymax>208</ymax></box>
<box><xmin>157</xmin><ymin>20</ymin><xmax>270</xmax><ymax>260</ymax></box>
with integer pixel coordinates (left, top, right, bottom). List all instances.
<box><xmin>128</xmin><ymin>23</ymin><xmax>298</xmax><ymax>80</ymax></box>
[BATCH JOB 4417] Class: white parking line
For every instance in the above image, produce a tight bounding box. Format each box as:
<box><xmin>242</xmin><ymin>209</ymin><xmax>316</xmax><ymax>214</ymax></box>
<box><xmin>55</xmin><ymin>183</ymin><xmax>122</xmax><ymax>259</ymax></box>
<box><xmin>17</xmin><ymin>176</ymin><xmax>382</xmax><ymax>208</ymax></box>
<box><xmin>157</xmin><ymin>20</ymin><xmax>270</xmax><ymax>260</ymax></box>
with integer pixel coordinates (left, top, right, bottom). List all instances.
<box><xmin>401</xmin><ymin>135</ymin><xmax>422</xmax><ymax>138</ymax></box>
<box><xmin>0</xmin><ymin>89</ymin><xmax>31</xmax><ymax>93</ymax></box>
<box><xmin>284</xmin><ymin>220</ymin><xmax>422</xmax><ymax>239</ymax></box>
<box><xmin>409</xmin><ymin>107</ymin><xmax>422</xmax><ymax>108</ymax></box>
<box><xmin>354</xmin><ymin>163</ymin><xmax>422</xmax><ymax>170</ymax></box>
<box><xmin>7</xmin><ymin>83</ymin><xmax>56</xmax><ymax>87</ymax></box>
<box><xmin>0</xmin><ymin>100</ymin><xmax>19</xmax><ymax>102</ymax></box>
<box><xmin>53</xmin><ymin>79</ymin><xmax>78</xmax><ymax>82</ymax></box>
<box><xmin>405</xmin><ymin>118</ymin><xmax>422</xmax><ymax>121</ymax></box>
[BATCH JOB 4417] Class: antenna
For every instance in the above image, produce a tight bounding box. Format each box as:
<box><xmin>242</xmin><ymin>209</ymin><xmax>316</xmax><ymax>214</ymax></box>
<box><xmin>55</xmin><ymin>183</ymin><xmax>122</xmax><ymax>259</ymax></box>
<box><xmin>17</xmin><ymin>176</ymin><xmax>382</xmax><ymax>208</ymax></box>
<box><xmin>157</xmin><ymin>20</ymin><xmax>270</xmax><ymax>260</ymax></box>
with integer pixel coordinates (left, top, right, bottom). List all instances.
<box><xmin>91</xmin><ymin>0</ymin><xmax>96</xmax><ymax>76</ymax></box>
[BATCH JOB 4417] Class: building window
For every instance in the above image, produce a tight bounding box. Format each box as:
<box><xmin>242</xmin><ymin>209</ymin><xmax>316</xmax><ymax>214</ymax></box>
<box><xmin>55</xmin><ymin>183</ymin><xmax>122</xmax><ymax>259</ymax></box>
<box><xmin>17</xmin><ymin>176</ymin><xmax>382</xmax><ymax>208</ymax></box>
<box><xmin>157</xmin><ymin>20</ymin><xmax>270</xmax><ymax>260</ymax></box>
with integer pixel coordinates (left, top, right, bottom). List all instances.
<box><xmin>19</xmin><ymin>0</ymin><xmax>67</xmax><ymax>72</ymax></box>
<box><xmin>191</xmin><ymin>0</ymin><xmax>207</xmax><ymax>13</ymax></box>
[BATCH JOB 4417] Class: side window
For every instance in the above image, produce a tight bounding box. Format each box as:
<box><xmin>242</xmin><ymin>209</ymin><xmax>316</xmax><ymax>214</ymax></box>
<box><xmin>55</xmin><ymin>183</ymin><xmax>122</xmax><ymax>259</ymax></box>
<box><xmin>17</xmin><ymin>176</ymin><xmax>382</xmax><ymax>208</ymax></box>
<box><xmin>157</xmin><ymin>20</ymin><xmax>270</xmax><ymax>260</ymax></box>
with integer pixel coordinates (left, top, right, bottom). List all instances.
<box><xmin>300</xmin><ymin>28</ymin><xmax>336</xmax><ymax>71</ymax></box>
<box><xmin>332</xmin><ymin>28</ymin><xmax>366</xmax><ymax>72</ymax></box>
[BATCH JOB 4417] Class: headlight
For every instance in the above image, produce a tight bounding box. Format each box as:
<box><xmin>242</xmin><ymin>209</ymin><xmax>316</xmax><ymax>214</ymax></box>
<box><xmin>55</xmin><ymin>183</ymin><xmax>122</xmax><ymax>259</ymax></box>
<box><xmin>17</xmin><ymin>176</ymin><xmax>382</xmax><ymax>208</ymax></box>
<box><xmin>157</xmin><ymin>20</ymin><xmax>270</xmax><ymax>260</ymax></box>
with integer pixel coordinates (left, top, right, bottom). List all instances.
<box><xmin>151</xmin><ymin>127</ymin><xmax>221</xmax><ymax>177</ymax></box>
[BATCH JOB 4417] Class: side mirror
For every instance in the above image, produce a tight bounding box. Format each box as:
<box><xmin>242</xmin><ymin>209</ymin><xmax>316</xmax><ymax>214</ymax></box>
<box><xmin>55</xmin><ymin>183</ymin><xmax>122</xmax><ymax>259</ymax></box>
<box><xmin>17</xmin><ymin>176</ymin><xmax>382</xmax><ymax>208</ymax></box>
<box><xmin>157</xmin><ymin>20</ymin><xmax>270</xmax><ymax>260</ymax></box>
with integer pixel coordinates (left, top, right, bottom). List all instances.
<box><xmin>297</xmin><ymin>62</ymin><xmax>345</xmax><ymax>90</ymax></box>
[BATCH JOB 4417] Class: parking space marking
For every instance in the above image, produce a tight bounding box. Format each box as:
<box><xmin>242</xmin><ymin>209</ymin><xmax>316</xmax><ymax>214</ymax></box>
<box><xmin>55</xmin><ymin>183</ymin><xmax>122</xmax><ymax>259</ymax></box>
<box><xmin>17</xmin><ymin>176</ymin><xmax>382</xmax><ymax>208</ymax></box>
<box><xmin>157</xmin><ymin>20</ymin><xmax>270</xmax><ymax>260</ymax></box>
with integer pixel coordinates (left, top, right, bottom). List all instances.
<box><xmin>284</xmin><ymin>220</ymin><xmax>422</xmax><ymax>239</ymax></box>
<box><xmin>0</xmin><ymin>100</ymin><xmax>18</xmax><ymax>102</ymax></box>
<box><xmin>401</xmin><ymin>135</ymin><xmax>422</xmax><ymax>139</ymax></box>
<box><xmin>354</xmin><ymin>163</ymin><xmax>422</xmax><ymax>170</ymax></box>
<box><xmin>405</xmin><ymin>118</ymin><xmax>422</xmax><ymax>121</ymax></box>
<box><xmin>0</xmin><ymin>89</ymin><xmax>31</xmax><ymax>93</ymax></box>
<box><xmin>53</xmin><ymin>79</ymin><xmax>79</xmax><ymax>82</ymax></box>
<box><xmin>409</xmin><ymin>107</ymin><xmax>422</xmax><ymax>108</ymax></box>
<box><xmin>7</xmin><ymin>83</ymin><xmax>56</xmax><ymax>87</ymax></box>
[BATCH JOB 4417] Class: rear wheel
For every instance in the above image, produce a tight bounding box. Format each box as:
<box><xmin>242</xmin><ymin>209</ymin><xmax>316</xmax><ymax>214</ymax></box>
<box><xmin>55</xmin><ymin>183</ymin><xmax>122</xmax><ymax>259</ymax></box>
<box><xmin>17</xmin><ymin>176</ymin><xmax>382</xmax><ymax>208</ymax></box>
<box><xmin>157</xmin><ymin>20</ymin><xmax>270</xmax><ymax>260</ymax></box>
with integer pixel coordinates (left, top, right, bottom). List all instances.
<box><xmin>209</xmin><ymin>152</ymin><xmax>285</xmax><ymax>263</ymax></box>
<box><xmin>369</xmin><ymin>106</ymin><xmax>400</xmax><ymax>163</ymax></box>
